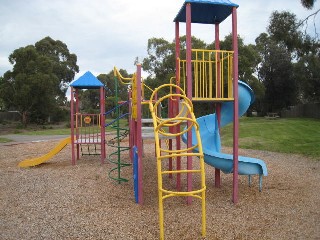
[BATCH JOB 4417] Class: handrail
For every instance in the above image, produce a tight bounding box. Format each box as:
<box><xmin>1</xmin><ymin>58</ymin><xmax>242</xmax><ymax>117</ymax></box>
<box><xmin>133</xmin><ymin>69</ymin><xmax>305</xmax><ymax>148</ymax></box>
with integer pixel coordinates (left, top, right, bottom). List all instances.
<box><xmin>105</xmin><ymin>101</ymin><xmax>129</xmax><ymax>116</ymax></box>
<box><xmin>113</xmin><ymin>66</ymin><xmax>134</xmax><ymax>85</ymax></box>
<box><xmin>142</xmin><ymin>82</ymin><xmax>154</xmax><ymax>101</ymax></box>
<box><xmin>179</xmin><ymin>49</ymin><xmax>234</xmax><ymax>101</ymax></box>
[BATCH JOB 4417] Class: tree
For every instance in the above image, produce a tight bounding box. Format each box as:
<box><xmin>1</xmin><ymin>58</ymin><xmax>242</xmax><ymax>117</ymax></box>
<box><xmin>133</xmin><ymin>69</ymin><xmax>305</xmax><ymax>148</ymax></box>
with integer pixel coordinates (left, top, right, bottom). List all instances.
<box><xmin>142</xmin><ymin>36</ymin><xmax>207</xmax><ymax>85</ymax></box>
<box><xmin>299</xmin><ymin>0</ymin><xmax>319</xmax><ymax>43</ymax></box>
<box><xmin>267</xmin><ymin>11</ymin><xmax>303</xmax><ymax>54</ymax></box>
<box><xmin>35</xmin><ymin>37</ymin><xmax>79</xmax><ymax>100</ymax></box>
<box><xmin>294</xmin><ymin>53</ymin><xmax>320</xmax><ymax>102</ymax></box>
<box><xmin>78</xmin><ymin>69</ymin><xmax>130</xmax><ymax>117</ymax></box>
<box><xmin>0</xmin><ymin>37</ymin><xmax>79</xmax><ymax>125</ymax></box>
<box><xmin>266</xmin><ymin>10</ymin><xmax>320</xmax><ymax>104</ymax></box>
<box><xmin>256</xmin><ymin>33</ymin><xmax>297</xmax><ymax>113</ymax></box>
<box><xmin>301</xmin><ymin>0</ymin><xmax>316</xmax><ymax>9</ymax></box>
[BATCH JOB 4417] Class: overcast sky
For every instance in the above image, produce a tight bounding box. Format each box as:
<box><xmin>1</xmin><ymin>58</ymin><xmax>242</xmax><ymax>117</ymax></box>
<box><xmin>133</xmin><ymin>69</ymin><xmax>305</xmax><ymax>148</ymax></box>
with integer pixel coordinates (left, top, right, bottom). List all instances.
<box><xmin>1</xmin><ymin>0</ymin><xmax>319</xmax><ymax>79</ymax></box>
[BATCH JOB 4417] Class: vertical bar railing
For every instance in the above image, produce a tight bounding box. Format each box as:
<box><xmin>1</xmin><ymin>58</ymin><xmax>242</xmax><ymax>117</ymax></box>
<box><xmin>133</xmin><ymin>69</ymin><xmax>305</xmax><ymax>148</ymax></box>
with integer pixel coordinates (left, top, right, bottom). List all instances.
<box><xmin>179</xmin><ymin>49</ymin><xmax>234</xmax><ymax>101</ymax></box>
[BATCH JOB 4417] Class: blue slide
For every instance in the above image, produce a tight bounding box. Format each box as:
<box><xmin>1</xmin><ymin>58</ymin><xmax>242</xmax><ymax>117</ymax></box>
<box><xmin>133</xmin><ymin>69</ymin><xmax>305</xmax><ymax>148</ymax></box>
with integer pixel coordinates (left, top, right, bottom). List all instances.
<box><xmin>183</xmin><ymin>81</ymin><xmax>268</xmax><ymax>191</ymax></box>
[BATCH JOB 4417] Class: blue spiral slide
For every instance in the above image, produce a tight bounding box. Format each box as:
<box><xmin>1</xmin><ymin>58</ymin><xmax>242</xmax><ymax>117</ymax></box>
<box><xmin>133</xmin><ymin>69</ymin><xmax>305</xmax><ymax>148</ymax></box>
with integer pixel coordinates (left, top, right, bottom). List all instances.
<box><xmin>183</xmin><ymin>81</ymin><xmax>268</xmax><ymax>191</ymax></box>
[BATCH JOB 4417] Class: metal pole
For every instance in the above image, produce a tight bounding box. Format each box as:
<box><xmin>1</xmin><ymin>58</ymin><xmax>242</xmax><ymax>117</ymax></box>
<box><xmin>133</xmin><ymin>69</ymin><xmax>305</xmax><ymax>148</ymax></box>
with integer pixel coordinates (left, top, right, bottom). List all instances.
<box><xmin>215</xmin><ymin>23</ymin><xmax>221</xmax><ymax>188</ymax></box>
<box><xmin>186</xmin><ymin>2</ymin><xmax>193</xmax><ymax>204</ymax></box>
<box><xmin>136</xmin><ymin>64</ymin><xmax>143</xmax><ymax>204</ymax></box>
<box><xmin>100</xmin><ymin>86</ymin><xmax>105</xmax><ymax>163</ymax></box>
<box><xmin>232</xmin><ymin>6</ymin><xmax>239</xmax><ymax>204</ymax></box>
<box><xmin>70</xmin><ymin>87</ymin><xmax>75</xmax><ymax>165</ymax></box>
<box><xmin>175</xmin><ymin>21</ymin><xmax>181</xmax><ymax>190</ymax></box>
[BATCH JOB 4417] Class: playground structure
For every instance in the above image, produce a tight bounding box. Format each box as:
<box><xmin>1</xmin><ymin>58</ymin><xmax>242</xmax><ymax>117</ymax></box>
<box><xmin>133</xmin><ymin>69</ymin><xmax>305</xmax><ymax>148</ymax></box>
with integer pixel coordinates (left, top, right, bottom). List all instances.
<box><xmin>114</xmin><ymin>1</ymin><xmax>268</xmax><ymax>238</ymax></box>
<box><xmin>69</xmin><ymin>71</ymin><xmax>106</xmax><ymax>165</ymax></box>
<box><xmin>17</xmin><ymin>1</ymin><xmax>269</xmax><ymax>239</ymax></box>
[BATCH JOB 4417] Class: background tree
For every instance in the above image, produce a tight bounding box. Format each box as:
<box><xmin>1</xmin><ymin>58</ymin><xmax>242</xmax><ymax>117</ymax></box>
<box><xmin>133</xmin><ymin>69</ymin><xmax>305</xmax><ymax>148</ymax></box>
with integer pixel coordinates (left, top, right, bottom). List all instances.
<box><xmin>78</xmin><ymin>69</ymin><xmax>130</xmax><ymax>117</ymax></box>
<box><xmin>264</xmin><ymin>10</ymin><xmax>320</xmax><ymax>106</ymax></box>
<box><xmin>35</xmin><ymin>37</ymin><xmax>79</xmax><ymax>101</ymax></box>
<box><xmin>267</xmin><ymin>11</ymin><xmax>303</xmax><ymax>54</ymax></box>
<box><xmin>99</xmin><ymin>69</ymin><xmax>130</xmax><ymax>117</ymax></box>
<box><xmin>294</xmin><ymin>53</ymin><xmax>320</xmax><ymax>102</ymax></box>
<box><xmin>256</xmin><ymin>34</ymin><xmax>297</xmax><ymax>113</ymax></box>
<box><xmin>0</xmin><ymin>37</ymin><xmax>79</xmax><ymax>125</ymax></box>
<box><xmin>301</xmin><ymin>0</ymin><xmax>316</xmax><ymax>9</ymax></box>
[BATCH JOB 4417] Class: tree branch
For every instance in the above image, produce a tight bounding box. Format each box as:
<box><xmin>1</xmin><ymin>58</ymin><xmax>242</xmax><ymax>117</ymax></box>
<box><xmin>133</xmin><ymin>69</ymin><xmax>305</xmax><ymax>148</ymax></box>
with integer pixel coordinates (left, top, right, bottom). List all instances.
<box><xmin>297</xmin><ymin>8</ymin><xmax>320</xmax><ymax>39</ymax></box>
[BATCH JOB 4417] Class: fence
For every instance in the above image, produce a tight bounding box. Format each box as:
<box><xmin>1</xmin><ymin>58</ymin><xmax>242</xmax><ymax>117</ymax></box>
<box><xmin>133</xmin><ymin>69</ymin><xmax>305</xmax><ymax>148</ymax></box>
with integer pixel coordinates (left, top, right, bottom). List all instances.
<box><xmin>281</xmin><ymin>103</ymin><xmax>320</xmax><ymax>119</ymax></box>
<box><xmin>0</xmin><ymin>111</ymin><xmax>21</xmax><ymax>122</ymax></box>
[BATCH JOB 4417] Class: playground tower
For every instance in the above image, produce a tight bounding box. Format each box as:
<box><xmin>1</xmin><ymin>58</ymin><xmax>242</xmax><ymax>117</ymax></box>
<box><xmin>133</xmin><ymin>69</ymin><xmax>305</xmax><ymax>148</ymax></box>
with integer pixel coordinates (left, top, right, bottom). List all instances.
<box><xmin>174</xmin><ymin>0</ymin><xmax>240</xmax><ymax>203</ymax></box>
<box><xmin>70</xmin><ymin>71</ymin><xmax>106</xmax><ymax>165</ymax></box>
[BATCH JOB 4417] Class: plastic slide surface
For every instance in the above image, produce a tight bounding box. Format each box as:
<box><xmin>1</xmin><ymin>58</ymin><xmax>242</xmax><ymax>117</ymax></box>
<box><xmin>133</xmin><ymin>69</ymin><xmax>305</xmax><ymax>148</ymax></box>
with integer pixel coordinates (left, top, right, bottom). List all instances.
<box><xmin>18</xmin><ymin>137</ymin><xmax>71</xmax><ymax>167</ymax></box>
<box><xmin>183</xmin><ymin>81</ymin><xmax>267</xmax><ymax>181</ymax></box>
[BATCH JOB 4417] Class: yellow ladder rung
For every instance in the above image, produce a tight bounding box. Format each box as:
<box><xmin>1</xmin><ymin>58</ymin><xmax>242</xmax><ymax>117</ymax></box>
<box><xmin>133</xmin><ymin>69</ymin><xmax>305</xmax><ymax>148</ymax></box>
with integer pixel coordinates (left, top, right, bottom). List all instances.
<box><xmin>158</xmin><ymin>152</ymin><xmax>202</xmax><ymax>160</ymax></box>
<box><xmin>162</xmin><ymin>193</ymin><xmax>204</xmax><ymax>201</ymax></box>
<box><xmin>160</xmin><ymin>187</ymin><xmax>206</xmax><ymax>196</ymax></box>
<box><xmin>161</xmin><ymin>169</ymin><xmax>202</xmax><ymax>174</ymax></box>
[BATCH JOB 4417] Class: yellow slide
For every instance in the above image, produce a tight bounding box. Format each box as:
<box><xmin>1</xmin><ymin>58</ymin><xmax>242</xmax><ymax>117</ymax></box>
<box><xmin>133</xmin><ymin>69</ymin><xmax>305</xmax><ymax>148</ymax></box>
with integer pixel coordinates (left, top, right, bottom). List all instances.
<box><xmin>18</xmin><ymin>137</ymin><xmax>71</xmax><ymax>168</ymax></box>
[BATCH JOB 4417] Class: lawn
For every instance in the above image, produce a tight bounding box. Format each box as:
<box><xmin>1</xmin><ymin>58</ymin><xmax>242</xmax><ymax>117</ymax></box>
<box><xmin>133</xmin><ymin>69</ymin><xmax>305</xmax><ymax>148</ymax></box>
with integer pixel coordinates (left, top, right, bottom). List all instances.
<box><xmin>221</xmin><ymin>117</ymin><xmax>320</xmax><ymax>159</ymax></box>
<box><xmin>0</xmin><ymin>119</ymin><xmax>129</xmax><ymax>136</ymax></box>
<box><xmin>1</xmin><ymin>117</ymin><xmax>319</xmax><ymax>159</ymax></box>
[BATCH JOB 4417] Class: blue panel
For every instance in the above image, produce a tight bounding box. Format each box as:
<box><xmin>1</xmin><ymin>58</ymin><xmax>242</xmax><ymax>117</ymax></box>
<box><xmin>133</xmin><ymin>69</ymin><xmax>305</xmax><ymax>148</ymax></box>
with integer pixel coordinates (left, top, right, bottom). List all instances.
<box><xmin>133</xmin><ymin>146</ymin><xmax>139</xmax><ymax>203</ymax></box>
<box><xmin>174</xmin><ymin>0</ymin><xmax>239</xmax><ymax>24</ymax></box>
<box><xmin>70</xmin><ymin>71</ymin><xmax>104</xmax><ymax>89</ymax></box>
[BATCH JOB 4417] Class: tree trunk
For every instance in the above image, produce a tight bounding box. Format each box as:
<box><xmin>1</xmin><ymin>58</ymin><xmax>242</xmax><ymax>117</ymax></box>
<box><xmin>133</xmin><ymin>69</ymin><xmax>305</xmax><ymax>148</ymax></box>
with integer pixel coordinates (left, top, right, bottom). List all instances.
<box><xmin>22</xmin><ymin>111</ymin><xmax>28</xmax><ymax>127</ymax></box>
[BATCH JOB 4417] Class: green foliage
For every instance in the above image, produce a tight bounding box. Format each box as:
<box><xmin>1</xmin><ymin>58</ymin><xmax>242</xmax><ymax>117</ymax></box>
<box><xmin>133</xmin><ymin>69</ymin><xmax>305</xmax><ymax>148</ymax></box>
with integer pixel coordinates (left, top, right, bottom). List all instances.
<box><xmin>78</xmin><ymin>89</ymin><xmax>101</xmax><ymax>113</ymax></box>
<box><xmin>294</xmin><ymin>53</ymin><xmax>320</xmax><ymax>102</ymax></box>
<box><xmin>267</xmin><ymin>11</ymin><xmax>303</xmax><ymax>53</ymax></box>
<box><xmin>257</xmin><ymin>10</ymin><xmax>320</xmax><ymax>111</ymax></box>
<box><xmin>256</xmin><ymin>34</ymin><xmax>297</xmax><ymax>112</ymax></box>
<box><xmin>0</xmin><ymin>37</ymin><xmax>79</xmax><ymax>125</ymax></box>
<box><xmin>301</xmin><ymin>0</ymin><xmax>316</xmax><ymax>9</ymax></box>
<box><xmin>0</xmin><ymin>137</ymin><xmax>12</xmax><ymax>143</ymax></box>
<box><xmin>78</xmin><ymin>69</ymin><xmax>130</xmax><ymax>115</ymax></box>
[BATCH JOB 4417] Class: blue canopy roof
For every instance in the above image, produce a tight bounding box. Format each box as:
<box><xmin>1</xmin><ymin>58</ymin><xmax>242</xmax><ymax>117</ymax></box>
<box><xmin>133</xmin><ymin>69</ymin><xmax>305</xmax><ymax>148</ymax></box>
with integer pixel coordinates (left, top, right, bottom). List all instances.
<box><xmin>174</xmin><ymin>0</ymin><xmax>239</xmax><ymax>24</ymax></box>
<box><xmin>70</xmin><ymin>71</ymin><xmax>104</xmax><ymax>89</ymax></box>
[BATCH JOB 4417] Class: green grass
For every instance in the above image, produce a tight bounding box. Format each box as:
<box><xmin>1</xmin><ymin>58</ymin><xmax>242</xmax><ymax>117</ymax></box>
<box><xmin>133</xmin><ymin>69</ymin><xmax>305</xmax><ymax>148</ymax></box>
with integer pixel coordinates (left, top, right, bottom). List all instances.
<box><xmin>18</xmin><ymin>128</ymin><xmax>71</xmax><ymax>135</ymax></box>
<box><xmin>13</xmin><ymin>118</ymin><xmax>129</xmax><ymax>136</ymax></box>
<box><xmin>0</xmin><ymin>137</ymin><xmax>12</xmax><ymax>143</ymax></box>
<box><xmin>221</xmin><ymin>117</ymin><xmax>320</xmax><ymax>159</ymax></box>
<box><xmin>5</xmin><ymin>117</ymin><xmax>319</xmax><ymax>159</ymax></box>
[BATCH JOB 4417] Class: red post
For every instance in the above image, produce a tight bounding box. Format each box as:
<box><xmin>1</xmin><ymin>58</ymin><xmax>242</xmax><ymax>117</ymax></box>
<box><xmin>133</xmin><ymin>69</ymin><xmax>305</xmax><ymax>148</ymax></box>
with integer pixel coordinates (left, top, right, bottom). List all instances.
<box><xmin>100</xmin><ymin>86</ymin><xmax>106</xmax><ymax>163</ymax></box>
<box><xmin>175</xmin><ymin>21</ymin><xmax>181</xmax><ymax>190</ymax></box>
<box><xmin>186</xmin><ymin>3</ymin><xmax>193</xmax><ymax>204</ymax></box>
<box><xmin>70</xmin><ymin>87</ymin><xmax>75</xmax><ymax>165</ymax></box>
<box><xmin>75</xmin><ymin>89</ymin><xmax>80</xmax><ymax>160</ymax></box>
<box><xmin>136</xmin><ymin>64</ymin><xmax>143</xmax><ymax>204</ymax></box>
<box><xmin>232</xmin><ymin>7</ymin><xmax>239</xmax><ymax>204</ymax></box>
<box><xmin>215</xmin><ymin>23</ymin><xmax>221</xmax><ymax>188</ymax></box>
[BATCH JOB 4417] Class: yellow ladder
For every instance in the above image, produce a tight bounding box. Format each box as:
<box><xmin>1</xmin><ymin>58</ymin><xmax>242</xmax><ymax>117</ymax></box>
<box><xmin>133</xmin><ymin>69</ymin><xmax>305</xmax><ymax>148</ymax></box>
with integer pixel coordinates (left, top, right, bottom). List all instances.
<box><xmin>149</xmin><ymin>84</ymin><xmax>206</xmax><ymax>240</ymax></box>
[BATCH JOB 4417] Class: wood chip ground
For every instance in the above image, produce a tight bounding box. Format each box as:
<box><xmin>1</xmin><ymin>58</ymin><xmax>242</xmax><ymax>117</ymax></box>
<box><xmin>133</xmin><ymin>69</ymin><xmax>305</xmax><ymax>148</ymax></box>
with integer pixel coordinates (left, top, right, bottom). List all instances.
<box><xmin>0</xmin><ymin>138</ymin><xmax>319</xmax><ymax>239</ymax></box>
